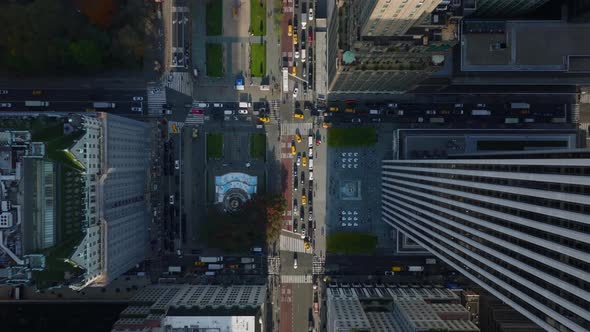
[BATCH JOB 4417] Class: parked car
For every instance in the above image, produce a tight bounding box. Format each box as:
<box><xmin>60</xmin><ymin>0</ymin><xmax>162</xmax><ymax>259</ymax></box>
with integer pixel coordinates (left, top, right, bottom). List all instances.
<box><xmin>293</xmin><ymin>87</ymin><xmax>299</xmax><ymax>98</ymax></box>
<box><xmin>133</xmin><ymin>96</ymin><xmax>144</xmax><ymax>101</ymax></box>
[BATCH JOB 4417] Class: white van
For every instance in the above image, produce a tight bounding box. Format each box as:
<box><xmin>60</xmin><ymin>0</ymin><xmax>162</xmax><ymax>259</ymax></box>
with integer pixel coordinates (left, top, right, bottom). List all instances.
<box><xmin>309</xmin><ymin>159</ymin><xmax>313</xmax><ymax>170</ymax></box>
<box><xmin>308</xmin><ymin>136</ymin><xmax>313</xmax><ymax>148</ymax></box>
<box><xmin>224</xmin><ymin>110</ymin><xmax>234</xmax><ymax>115</ymax></box>
<box><xmin>213</xmin><ymin>103</ymin><xmax>223</xmax><ymax>108</ymax></box>
<box><xmin>239</xmin><ymin>102</ymin><xmax>252</xmax><ymax>108</ymax></box>
<box><xmin>195</xmin><ymin>102</ymin><xmax>209</xmax><ymax>108</ymax></box>
<box><xmin>309</xmin><ymin>171</ymin><xmax>314</xmax><ymax>181</ymax></box>
<box><xmin>369</xmin><ymin>109</ymin><xmax>380</xmax><ymax>115</ymax></box>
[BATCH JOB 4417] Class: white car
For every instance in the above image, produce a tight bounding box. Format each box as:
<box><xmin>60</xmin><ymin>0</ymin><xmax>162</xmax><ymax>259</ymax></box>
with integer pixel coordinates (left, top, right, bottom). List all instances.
<box><xmin>293</xmin><ymin>87</ymin><xmax>299</xmax><ymax>98</ymax></box>
<box><xmin>296</xmin><ymin>154</ymin><xmax>301</xmax><ymax>166</ymax></box>
<box><xmin>213</xmin><ymin>103</ymin><xmax>223</xmax><ymax>107</ymax></box>
<box><xmin>294</xmin><ymin>51</ymin><xmax>299</xmax><ymax>59</ymax></box>
<box><xmin>133</xmin><ymin>96</ymin><xmax>144</xmax><ymax>101</ymax></box>
<box><xmin>238</xmin><ymin>109</ymin><xmax>249</xmax><ymax>115</ymax></box>
<box><xmin>0</xmin><ymin>90</ymin><xmax>8</xmax><ymax>94</ymax></box>
<box><xmin>0</xmin><ymin>103</ymin><xmax>11</xmax><ymax>108</ymax></box>
<box><xmin>309</xmin><ymin>148</ymin><xmax>313</xmax><ymax>157</ymax></box>
<box><xmin>309</xmin><ymin>8</ymin><xmax>313</xmax><ymax>20</ymax></box>
<box><xmin>131</xmin><ymin>106</ymin><xmax>143</xmax><ymax>112</ymax></box>
<box><xmin>169</xmin><ymin>195</ymin><xmax>175</xmax><ymax>205</ymax></box>
<box><xmin>174</xmin><ymin>160</ymin><xmax>180</xmax><ymax>170</ymax></box>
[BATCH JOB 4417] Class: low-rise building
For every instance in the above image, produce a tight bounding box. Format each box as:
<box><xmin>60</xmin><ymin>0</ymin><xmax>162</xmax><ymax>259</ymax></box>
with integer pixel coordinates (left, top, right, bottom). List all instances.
<box><xmin>112</xmin><ymin>284</ymin><xmax>267</xmax><ymax>332</ymax></box>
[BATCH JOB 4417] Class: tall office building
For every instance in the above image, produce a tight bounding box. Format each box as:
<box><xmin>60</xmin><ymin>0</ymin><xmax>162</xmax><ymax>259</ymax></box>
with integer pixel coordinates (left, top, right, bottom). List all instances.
<box><xmin>382</xmin><ymin>150</ymin><xmax>590</xmax><ymax>332</ymax></box>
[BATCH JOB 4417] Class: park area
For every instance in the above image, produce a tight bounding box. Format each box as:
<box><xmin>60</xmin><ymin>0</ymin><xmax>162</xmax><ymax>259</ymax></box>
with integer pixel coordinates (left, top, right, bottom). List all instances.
<box><xmin>327</xmin><ymin>232</ymin><xmax>378</xmax><ymax>254</ymax></box>
<box><xmin>250</xmin><ymin>44</ymin><xmax>266</xmax><ymax>77</ymax></box>
<box><xmin>250</xmin><ymin>133</ymin><xmax>266</xmax><ymax>159</ymax></box>
<box><xmin>207</xmin><ymin>133</ymin><xmax>224</xmax><ymax>159</ymax></box>
<box><xmin>250</xmin><ymin>0</ymin><xmax>266</xmax><ymax>36</ymax></box>
<box><xmin>206</xmin><ymin>43</ymin><xmax>224</xmax><ymax>77</ymax></box>
<box><xmin>328</xmin><ymin>127</ymin><xmax>377</xmax><ymax>147</ymax></box>
<box><xmin>206</xmin><ymin>0</ymin><xmax>222</xmax><ymax>35</ymax></box>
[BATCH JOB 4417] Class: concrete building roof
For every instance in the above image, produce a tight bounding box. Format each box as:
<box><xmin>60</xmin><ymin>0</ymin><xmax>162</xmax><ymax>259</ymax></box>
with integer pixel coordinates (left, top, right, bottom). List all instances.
<box><xmin>461</xmin><ymin>20</ymin><xmax>590</xmax><ymax>72</ymax></box>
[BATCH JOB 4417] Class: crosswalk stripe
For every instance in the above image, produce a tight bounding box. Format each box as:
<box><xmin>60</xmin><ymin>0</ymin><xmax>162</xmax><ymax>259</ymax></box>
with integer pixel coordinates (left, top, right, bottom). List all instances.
<box><xmin>165</xmin><ymin>72</ymin><xmax>193</xmax><ymax>96</ymax></box>
<box><xmin>280</xmin><ymin>234</ymin><xmax>306</xmax><ymax>253</ymax></box>
<box><xmin>147</xmin><ymin>83</ymin><xmax>166</xmax><ymax>116</ymax></box>
<box><xmin>281</xmin><ymin>122</ymin><xmax>313</xmax><ymax>135</ymax></box>
<box><xmin>281</xmin><ymin>275</ymin><xmax>312</xmax><ymax>283</ymax></box>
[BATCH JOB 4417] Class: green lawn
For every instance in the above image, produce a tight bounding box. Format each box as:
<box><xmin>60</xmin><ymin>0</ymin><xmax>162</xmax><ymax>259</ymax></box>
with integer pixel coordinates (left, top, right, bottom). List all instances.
<box><xmin>251</xmin><ymin>0</ymin><xmax>267</xmax><ymax>36</ymax></box>
<box><xmin>327</xmin><ymin>233</ymin><xmax>378</xmax><ymax>254</ymax></box>
<box><xmin>207</xmin><ymin>133</ymin><xmax>223</xmax><ymax>159</ymax></box>
<box><xmin>250</xmin><ymin>133</ymin><xmax>266</xmax><ymax>159</ymax></box>
<box><xmin>206</xmin><ymin>0</ymin><xmax>223</xmax><ymax>36</ymax></box>
<box><xmin>250</xmin><ymin>44</ymin><xmax>266</xmax><ymax>77</ymax></box>
<box><xmin>206</xmin><ymin>43</ymin><xmax>224</xmax><ymax>77</ymax></box>
<box><xmin>327</xmin><ymin>127</ymin><xmax>377</xmax><ymax>147</ymax></box>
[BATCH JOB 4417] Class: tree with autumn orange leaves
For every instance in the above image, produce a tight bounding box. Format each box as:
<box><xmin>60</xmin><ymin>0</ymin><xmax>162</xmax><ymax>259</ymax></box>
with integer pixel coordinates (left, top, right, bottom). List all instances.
<box><xmin>202</xmin><ymin>194</ymin><xmax>286</xmax><ymax>252</ymax></box>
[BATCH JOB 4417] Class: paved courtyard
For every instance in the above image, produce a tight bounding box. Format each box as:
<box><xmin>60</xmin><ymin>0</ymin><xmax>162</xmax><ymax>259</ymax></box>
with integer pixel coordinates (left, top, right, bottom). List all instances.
<box><xmin>324</xmin><ymin>125</ymin><xmax>400</xmax><ymax>255</ymax></box>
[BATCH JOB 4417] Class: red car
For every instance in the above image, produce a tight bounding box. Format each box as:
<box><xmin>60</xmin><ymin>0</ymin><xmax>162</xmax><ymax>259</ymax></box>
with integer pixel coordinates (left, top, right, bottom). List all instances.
<box><xmin>191</xmin><ymin>109</ymin><xmax>204</xmax><ymax>114</ymax></box>
<box><xmin>308</xmin><ymin>28</ymin><xmax>313</xmax><ymax>42</ymax></box>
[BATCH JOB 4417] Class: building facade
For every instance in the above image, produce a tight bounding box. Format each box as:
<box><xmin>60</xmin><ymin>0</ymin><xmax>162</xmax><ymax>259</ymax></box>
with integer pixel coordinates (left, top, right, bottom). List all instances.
<box><xmin>381</xmin><ymin>150</ymin><xmax>590</xmax><ymax>332</ymax></box>
<box><xmin>359</xmin><ymin>0</ymin><xmax>445</xmax><ymax>37</ymax></box>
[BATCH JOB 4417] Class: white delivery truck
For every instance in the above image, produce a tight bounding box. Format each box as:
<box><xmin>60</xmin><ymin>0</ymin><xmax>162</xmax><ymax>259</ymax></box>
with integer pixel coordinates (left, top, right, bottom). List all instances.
<box><xmin>208</xmin><ymin>264</ymin><xmax>224</xmax><ymax>270</ymax></box>
<box><xmin>199</xmin><ymin>256</ymin><xmax>223</xmax><ymax>263</ymax></box>
<box><xmin>301</xmin><ymin>13</ymin><xmax>307</xmax><ymax>29</ymax></box>
<box><xmin>168</xmin><ymin>266</ymin><xmax>182</xmax><ymax>273</ymax></box>
<box><xmin>308</xmin><ymin>159</ymin><xmax>313</xmax><ymax>170</ymax></box>
<box><xmin>239</xmin><ymin>102</ymin><xmax>252</xmax><ymax>108</ymax></box>
<box><xmin>472</xmin><ymin>109</ymin><xmax>491</xmax><ymax>116</ymax></box>
<box><xmin>301</xmin><ymin>49</ymin><xmax>306</xmax><ymax>63</ymax></box>
<box><xmin>308</xmin><ymin>136</ymin><xmax>313</xmax><ymax>148</ymax></box>
<box><xmin>93</xmin><ymin>102</ymin><xmax>116</xmax><ymax>108</ymax></box>
<box><xmin>25</xmin><ymin>101</ymin><xmax>49</xmax><ymax>107</ymax></box>
<box><xmin>407</xmin><ymin>266</ymin><xmax>425</xmax><ymax>272</ymax></box>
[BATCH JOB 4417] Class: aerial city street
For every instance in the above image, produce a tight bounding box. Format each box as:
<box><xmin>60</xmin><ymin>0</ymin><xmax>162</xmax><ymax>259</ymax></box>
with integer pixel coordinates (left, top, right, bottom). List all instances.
<box><xmin>0</xmin><ymin>0</ymin><xmax>589</xmax><ymax>332</ymax></box>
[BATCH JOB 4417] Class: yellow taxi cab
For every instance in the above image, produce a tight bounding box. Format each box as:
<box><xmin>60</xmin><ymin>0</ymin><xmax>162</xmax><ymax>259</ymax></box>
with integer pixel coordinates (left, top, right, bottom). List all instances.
<box><xmin>301</xmin><ymin>194</ymin><xmax>307</xmax><ymax>205</ymax></box>
<box><xmin>304</xmin><ymin>241</ymin><xmax>311</xmax><ymax>251</ymax></box>
<box><xmin>291</xmin><ymin>66</ymin><xmax>297</xmax><ymax>75</ymax></box>
<box><xmin>322</xmin><ymin>122</ymin><xmax>332</xmax><ymax>128</ymax></box>
<box><xmin>194</xmin><ymin>261</ymin><xmax>205</xmax><ymax>266</ymax></box>
<box><xmin>302</xmin><ymin>156</ymin><xmax>307</xmax><ymax>167</ymax></box>
<box><xmin>293</xmin><ymin>33</ymin><xmax>298</xmax><ymax>45</ymax></box>
<box><xmin>392</xmin><ymin>266</ymin><xmax>404</xmax><ymax>272</ymax></box>
<box><xmin>85</xmin><ymin>108</ymin><xmax>95</xmax><ymax>112</ymax></box>
<box><xmin>288</xmin><ymin>24</ymin><xmax>293</xmax><ymax>37</ymax></box>
<box><xmin>291</xmin><ymin>145</ymin><xmax>296</xmax><ymax>155</ymax></box>
<box><xmin>32</xmin><ymin>90</ymin><xmax>42</xmax><ymax>95</ymax></box>
<box><xmin>295</xmin><ymin>133</ymin><xmax>302</xmax><ymax>143</ymax></box>
<box><xmin>344</xmin><ymin>108</ymin><xmax>356</xmax><ymax>113</ymax></box>
<box><xmin>294</xmin><ymin>113</ymin><xmax>304</xmax><ymax>119</ymax></box>
<box><xmin>258</xmin><ymin>116</ymin><xmax>270</xmax><ymax>123</ymax></box>
<box><xmin>329</xmin><ymin>106</ymin><xmax>339</xmax><ymax>112</ymax></box>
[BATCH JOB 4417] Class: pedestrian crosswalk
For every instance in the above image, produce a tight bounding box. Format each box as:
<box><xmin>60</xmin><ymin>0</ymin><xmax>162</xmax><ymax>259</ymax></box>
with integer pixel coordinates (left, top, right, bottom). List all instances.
<box><xmin>147</xmin><ymin>84</ymin><xmax>166</xmax><ymax>116</ymax></box>
<box><xmin>281</xmin><ymin>122</ymin><xmax>313</xmax><ymax>135</ymax></box>
<box><xmin>165</xmin><ymin>71</ymin><xmax>193</xmax><ymax>96</ymax></box>
<box><xmin>267</xmin><ymin>256</ymin><xmax>281</xmax><ymax>275</ymax></box>
<box><xmin>312</xmin><ymin>256</ymin><xmax>325</xmax><ymax>275</ymax></box>
<box><xmin>269</xmin><ymin>100</ymin><xmax>280</xmax><ymax>122</ymax></box>
<box><xmin>280</xmin><ymin>234</ymin><xmax>306</xmax><ymax>253</ymax></box>
<box><xmin>281</xmin><ymin>274</ymin><xmax>312</xmax><ymax>284</ymax></box>
<box><xmin>185</xmin><ymin>112</ymin><xmax>204</xmax><ymax>125</ymax></box>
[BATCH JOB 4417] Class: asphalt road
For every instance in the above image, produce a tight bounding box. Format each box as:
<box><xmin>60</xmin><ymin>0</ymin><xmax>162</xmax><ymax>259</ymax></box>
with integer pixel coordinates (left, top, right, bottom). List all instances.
<box><xmin>0</xmin><ymin>88</ymin><xmax>149</xmax><ymax>115</ymax></box>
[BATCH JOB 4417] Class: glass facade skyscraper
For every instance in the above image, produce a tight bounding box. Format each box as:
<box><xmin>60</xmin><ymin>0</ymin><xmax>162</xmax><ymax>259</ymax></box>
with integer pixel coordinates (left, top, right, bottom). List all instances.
<box><xmin>382</xmin><ymin>150</ymin><xmax>590</xmax><ymax>332</ymax></box>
